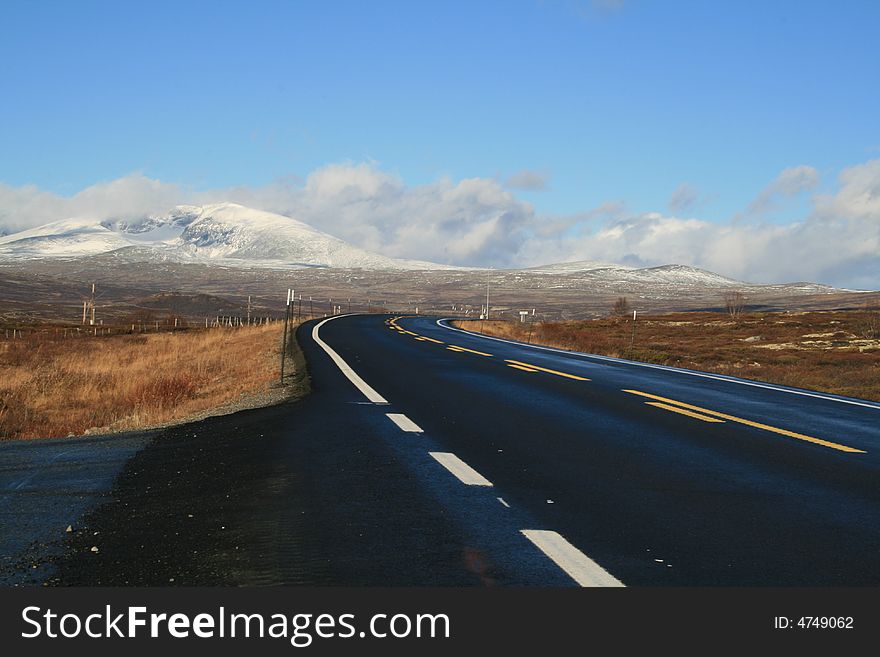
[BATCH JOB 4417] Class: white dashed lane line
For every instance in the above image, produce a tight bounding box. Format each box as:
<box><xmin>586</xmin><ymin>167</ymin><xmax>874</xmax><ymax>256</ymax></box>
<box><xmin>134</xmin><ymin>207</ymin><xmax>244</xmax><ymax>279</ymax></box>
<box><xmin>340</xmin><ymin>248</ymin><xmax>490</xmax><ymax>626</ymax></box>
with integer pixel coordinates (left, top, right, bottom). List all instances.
<box><xmin>386</xmin><ymin>413</ymin><xmax>424</xmax><ymax>433</ymax></box>
<box><xmin>521</xmin><ymin>530</ymin><xmax>625</xmax><ymax>588</ymax></box>
<box><xmin>315</xmin><ymin>315</ymin><xmax>626</xmax><ymax>587</ymax></box>
<box><xmin>429</xmin><ymin>452</ymin><xmax>494</xmax><ymax>486</ymax></box>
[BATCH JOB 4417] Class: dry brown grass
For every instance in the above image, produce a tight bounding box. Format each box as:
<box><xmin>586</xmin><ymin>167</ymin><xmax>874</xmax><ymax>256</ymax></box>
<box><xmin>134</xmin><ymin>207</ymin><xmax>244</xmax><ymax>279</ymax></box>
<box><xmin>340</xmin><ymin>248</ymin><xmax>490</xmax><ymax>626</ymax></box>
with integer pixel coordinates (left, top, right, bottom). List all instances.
<box><xmin>456</xmin><ymin>309</ymin><xmax>880</xmax><ymax>402</ymax></box>
<box><xmin>0</xmin><ymin>325</ymin><xmax>286</xmax><ymax>440</ymax></box>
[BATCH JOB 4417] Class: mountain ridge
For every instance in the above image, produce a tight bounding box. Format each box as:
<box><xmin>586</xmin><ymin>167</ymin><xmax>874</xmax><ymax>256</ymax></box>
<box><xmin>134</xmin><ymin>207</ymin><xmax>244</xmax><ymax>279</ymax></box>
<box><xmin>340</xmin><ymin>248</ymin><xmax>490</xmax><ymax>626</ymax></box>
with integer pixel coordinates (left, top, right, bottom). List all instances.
<box><xmin>0</xmin><ymin>202</ymin><xmax>844</xmax><ymax>291</ymax></box>
<box><xmin>0</xmin><ymin>202</ymin><xmax>456</xmax><ymax>271</ymax></box>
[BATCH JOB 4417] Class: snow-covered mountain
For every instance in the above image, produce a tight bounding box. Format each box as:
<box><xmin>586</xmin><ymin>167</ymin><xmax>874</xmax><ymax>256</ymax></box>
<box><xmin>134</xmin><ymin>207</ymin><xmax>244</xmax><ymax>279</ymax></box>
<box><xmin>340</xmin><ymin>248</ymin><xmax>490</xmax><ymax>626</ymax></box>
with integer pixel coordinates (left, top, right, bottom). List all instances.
<box><xmin>523</xmin><ymin>260</ymin><xmax>636</xmax><ymax>274</ymax></box>
<box><xmin>0</xmin><ymin>203</ymin><xmax>455</xmax><ymax>270</ymax></box>
<box><xmin>599</xmin><ymin>264</ymin><xmax>745</xmax><ymax>287</ymax></box>
<box><xmin>0</xmin><ymin>217</ymin><xmax>136</xmax><ymax>257</ymax></box>
<box><xmin>520</xmin><ymin>260</ymin><xmax>748</xmax><ymax>287</ymax></box>
<box><xmin>0</xmin><ymin>203</ymin><xmax>844</xmax><ymax>293</ymax></box>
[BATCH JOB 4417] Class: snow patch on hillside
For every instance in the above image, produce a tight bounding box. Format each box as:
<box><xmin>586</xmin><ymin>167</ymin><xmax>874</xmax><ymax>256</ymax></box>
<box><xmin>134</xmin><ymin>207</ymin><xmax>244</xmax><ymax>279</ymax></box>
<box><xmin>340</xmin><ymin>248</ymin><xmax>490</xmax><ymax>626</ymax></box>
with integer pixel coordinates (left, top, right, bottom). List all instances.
<box><xmin>0</xmin><ymin>202</ymin><xmax>458</xmax><ymax>270</ymax></box>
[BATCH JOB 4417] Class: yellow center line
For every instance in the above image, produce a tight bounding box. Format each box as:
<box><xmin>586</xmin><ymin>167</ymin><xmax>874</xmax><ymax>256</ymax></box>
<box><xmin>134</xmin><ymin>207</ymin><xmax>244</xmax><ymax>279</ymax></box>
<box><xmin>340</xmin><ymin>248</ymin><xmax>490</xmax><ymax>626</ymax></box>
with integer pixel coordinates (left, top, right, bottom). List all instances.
<box><xmin>507</xmin><ymin>363</ymin><xmax>538</xmax><ymax>373</ymax></box>
<box><xmin>447</xmin><ymin>345</ymin><xmax>493</xmax><ymax>357</ymax></box>
<box><xmin>419</xmin><ymin>336</ymin><xmax>445</xmax><ymax>344</ymax></box>
<box><xmin>505</xmin><ymin>360</ymin><xmax>590</xmax><ymax>381</ymax></box>
<box><xmin>403</xmin><ymin>330</ymin><xmax>418</xmax><ymax>336</ymax></box>
<box><xmin>623</xmin><ymin>389</ymin><xmax>865</xmax><ymax>454</ymax></box>
<box><xmin>645</xmin><ymin>401</ymin><xmax>725</xmax><ymax>423</ymax></box>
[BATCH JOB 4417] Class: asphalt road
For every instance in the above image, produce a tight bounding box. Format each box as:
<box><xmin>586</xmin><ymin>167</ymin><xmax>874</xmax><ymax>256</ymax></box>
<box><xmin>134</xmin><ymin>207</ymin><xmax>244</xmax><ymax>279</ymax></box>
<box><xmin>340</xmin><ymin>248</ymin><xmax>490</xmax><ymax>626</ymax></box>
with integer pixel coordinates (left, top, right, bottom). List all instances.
<box><xmin>305</xmin><ymin>313</ymin><xmax>880</xmax><ymax>586</ymax></box>
<box><xmin>3</xmin><ymin>313</ymin><xmax>878</xmax><ymax>586</ymax></box>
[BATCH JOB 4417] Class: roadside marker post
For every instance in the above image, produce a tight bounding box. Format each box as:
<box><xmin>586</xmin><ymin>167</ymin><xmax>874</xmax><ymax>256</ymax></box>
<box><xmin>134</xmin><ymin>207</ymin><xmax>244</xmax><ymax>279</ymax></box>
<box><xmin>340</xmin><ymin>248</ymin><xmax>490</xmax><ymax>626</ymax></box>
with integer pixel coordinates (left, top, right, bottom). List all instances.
<box><xmin>631</xmin><ymin>310</ymin><xmax>637</xmax><ymax>350</ymax></box>
<box><xmin>280</xmin><ymin>288</ymin><xmax>292</xmax><ymax>384</ymax></box>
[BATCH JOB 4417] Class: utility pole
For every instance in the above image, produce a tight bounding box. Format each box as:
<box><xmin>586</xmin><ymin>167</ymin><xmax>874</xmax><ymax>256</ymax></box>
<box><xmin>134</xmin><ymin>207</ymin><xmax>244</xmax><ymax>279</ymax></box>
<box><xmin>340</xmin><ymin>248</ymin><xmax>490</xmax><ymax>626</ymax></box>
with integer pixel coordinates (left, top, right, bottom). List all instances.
<box><xmin>247</xmin><ymin>295</ymin><xmax>252</xmax><ymax>325</ymax></box>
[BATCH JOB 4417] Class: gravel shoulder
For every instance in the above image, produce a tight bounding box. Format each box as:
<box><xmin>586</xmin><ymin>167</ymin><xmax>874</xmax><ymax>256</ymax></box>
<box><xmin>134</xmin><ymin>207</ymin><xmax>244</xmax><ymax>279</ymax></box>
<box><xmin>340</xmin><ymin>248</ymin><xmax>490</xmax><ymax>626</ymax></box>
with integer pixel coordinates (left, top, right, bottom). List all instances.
<box><xmin>0</xmin><ymin>337</ymin><xmax>310</xmax><ymax>586</ymax></box>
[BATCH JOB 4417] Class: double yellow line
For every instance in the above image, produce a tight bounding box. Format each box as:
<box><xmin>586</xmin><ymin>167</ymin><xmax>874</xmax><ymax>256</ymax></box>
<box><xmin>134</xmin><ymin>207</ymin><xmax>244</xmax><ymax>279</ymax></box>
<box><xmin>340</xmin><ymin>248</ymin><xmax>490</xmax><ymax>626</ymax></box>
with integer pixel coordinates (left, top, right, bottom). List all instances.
<box><xmin>505</xmin><ymin>359</ymin><xmax>590</xmax><ymax>381</ymax></box>
<box><xmin>447</xmin><ymin>345</ymin><xmax>492</xmax><ymax>357</ymax></box>
<box><xmin>389</xmin><ymin>317</ymin><xmax>446</xmax><ymax>344</ymax></box>
<box><xmin>385</xmin><ymin>316</ymin><xmax>861</xmax><ymax>455</ymax></box>
<box><xmin>625</xmin><ymin>389</ymin><xmax>865</xmax><ymax>454</ymax></box>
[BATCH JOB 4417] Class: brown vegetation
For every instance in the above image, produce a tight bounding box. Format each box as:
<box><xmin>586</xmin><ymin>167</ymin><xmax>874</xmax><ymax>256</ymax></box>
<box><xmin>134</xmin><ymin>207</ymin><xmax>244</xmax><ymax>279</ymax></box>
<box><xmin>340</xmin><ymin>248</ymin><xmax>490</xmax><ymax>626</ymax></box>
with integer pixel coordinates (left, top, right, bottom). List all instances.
<box><xmin>0</xmin><ymin>324</ymin><xmax>287</xmax><ymax>440</ymax></box>
<box><xmin>456</xmin><ymin>309</ymin><xmax>880</xmax><ymax>402</ymax></box>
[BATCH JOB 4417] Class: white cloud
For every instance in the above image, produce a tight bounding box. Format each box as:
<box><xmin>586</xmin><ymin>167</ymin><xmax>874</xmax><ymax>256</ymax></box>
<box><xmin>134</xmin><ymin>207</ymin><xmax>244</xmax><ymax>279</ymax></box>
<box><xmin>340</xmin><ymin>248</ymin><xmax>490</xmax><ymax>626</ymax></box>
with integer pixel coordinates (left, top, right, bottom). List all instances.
<box><xmin>531</xmin><ymin>201</ymin><xmax>624</xmax><ymax>238</ymax></box>
<box><xmin>813</xmin><ymin>159</ymin><xmax>880</xmax><ymax>220</ymax></box>
<box><xmin>0</xmin><ymin>174</ymin><xmax>187</xmax><ymax>233</ymax></box>
<box><xmin>504</xmin><ymin>170</ymin><xmax>550</xmax><ymax>191</ymax></box>
<box><xmin>747</xmin><ymin>164</ymin><xmax>819</xmax><ymax>214</ymax></box>
<box><xmin>0</xmin><ymin>161</ymin><xmax>877</xmax><ymax>289</ymax></box>
<box><xmin>249</xmin><ymin>165</ymin><xmax>535</xmax><ymax>265</ymax></box>
<box><xmin>514</xmin><ymin>161</ymin><xmax>879</xmax><ymax>288</ymax></box>
<box><xmin>667</xmin><ymin>182</ymin><xmax>700</xmax><ymax>214</ymax></box>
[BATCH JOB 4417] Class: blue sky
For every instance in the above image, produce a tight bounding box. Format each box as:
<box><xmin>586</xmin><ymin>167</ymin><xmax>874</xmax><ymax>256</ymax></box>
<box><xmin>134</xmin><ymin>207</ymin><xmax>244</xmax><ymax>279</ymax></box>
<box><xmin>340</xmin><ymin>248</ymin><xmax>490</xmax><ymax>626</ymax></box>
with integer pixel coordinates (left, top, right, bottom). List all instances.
<box><xmin>1</xmin><ymin>1</ymin><xmax>878</xmax><ymax>286</ymax></box>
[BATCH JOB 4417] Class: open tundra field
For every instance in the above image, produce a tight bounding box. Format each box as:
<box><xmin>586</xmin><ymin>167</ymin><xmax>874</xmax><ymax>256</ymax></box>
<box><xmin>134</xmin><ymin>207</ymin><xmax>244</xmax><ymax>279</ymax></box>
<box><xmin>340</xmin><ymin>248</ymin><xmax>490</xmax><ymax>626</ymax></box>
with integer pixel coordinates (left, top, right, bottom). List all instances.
<box><xmin>1</xmin><ymin>256</ymin><xmax>877</xmax><ymax>328</ymax></box>
<box><xmin>456</xmin><ymin>309</ymin><xmax>880</xmax><ymax>403</ymax></box>
<box><xmin>0</xmin><ymin>323</ymin><xmax>290</xmax><ymax>440</ymax></box>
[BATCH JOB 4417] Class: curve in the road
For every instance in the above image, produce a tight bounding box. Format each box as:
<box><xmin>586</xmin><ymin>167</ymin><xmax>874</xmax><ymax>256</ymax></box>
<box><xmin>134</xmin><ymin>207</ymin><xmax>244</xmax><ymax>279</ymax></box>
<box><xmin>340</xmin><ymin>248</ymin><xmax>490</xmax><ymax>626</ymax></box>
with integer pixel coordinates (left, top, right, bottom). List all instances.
<box><xmin>311</xmin><ymin>313</ymin><xmax>879</xmax><ymax>586</ymax></box>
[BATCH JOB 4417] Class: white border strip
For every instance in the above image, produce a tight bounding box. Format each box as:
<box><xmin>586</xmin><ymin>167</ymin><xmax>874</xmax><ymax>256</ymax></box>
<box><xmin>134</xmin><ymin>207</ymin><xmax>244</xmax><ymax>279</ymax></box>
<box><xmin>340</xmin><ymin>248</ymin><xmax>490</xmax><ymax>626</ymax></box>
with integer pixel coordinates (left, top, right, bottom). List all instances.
<box><xmin>521</xmin><ymin>529</ymin><xmax>624</xmax><ymax>587</ymax></box>
<box><xmin>437</xmin><ymin>319</ymin><xmax>880</xmax><ymax>411</ymax></box>
<box><xmin>386</xmin><ymin>413</ymin><xmax>424</xmax><ymax>433</ymax></box>
<box><xmin>312</xmin><ymin>315</ymin><xmax>388</xmax><ymax>404</ymax></box>
<box><xmin>429</xmin><ymin>452</ymin><xmax>493</xmax><ymax>486</ymax></box>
